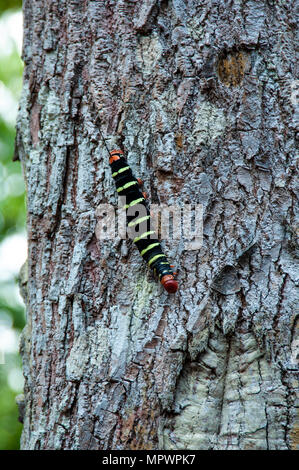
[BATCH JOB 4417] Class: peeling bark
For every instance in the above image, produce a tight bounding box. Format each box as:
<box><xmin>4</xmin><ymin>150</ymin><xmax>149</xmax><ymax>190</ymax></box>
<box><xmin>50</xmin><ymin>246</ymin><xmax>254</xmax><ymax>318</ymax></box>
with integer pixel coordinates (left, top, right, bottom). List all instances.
<box><xmin>17</xmin><ymin>0</ymin><xmax>298</xmax><ymax>450</ymax></box>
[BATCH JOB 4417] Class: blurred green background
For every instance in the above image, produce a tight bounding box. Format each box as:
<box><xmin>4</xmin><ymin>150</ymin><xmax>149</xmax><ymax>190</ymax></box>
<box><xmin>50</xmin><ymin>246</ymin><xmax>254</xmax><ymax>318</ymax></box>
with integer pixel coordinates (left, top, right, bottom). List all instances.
<box><xmin>0</xmin><ymin>0</ymin><xmax>26</xmax><ymax>450</ymax></box>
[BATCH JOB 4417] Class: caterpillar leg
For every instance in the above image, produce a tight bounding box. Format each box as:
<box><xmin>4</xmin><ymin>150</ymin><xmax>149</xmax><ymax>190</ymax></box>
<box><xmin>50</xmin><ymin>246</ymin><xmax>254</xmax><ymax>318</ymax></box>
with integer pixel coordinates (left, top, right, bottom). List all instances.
<box><xmin>170</xmin><ymin>265</ymin><xmax>178</xmax><ymax>276</ymax></box>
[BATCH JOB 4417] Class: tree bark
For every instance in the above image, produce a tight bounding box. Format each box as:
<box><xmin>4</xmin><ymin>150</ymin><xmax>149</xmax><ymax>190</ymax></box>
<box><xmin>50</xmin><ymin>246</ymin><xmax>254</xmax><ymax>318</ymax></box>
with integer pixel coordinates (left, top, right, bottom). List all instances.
<box><xmin>17</xmin><ymin>0</ymin><xmax>298</xmax><ymax>450</ymax></box>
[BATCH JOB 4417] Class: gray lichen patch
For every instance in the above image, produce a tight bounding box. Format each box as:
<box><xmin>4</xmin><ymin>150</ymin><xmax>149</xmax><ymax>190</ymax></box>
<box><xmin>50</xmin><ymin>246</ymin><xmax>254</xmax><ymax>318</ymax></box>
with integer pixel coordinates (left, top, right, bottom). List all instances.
<box><xmin>192</xmin><ymin>101</ymin><xmax>227</xmax><ymax>146</ymax></box>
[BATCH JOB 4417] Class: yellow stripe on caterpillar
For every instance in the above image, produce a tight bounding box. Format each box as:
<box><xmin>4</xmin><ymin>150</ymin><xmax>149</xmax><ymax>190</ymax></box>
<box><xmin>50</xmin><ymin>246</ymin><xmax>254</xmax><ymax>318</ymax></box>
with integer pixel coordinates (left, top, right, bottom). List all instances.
<box><xmin>112</xmin><ymin>166</ymin><xmax>130</xmax><ymax>177</ymax></box>
<box><xmin>148</xmin><ymin>254</ymin><xmax>165</xmax><ymax>266</ymax></box>
<box><xmin>116</xmin><ymin>181</ymin><xmax>138</xmax><ymax>193</ymax></box>
<box><xmin>140</xmin><ymin>242</ymin><xmax>160</xmax><ymax>256</ymax></box>
<box><xmin>128</xmin><ymin>215</ymin><xmax>151</xmax><ymax>228</ymax></box>
<box><xmin>159</xmin><ymin>269</ymin><xmax>170</xmax><ymax>279</ymax></box>
<box><xmin>133</xmin><ymin>231</ymin><xmax>155</xmax><ymax>243</ymax></box>
<box><xmin>117</xmin><ymin>181</ymin><xmax>138</xmax><ymax>192</ymax></box>
<box><xmin>124</xmin><ymin>198</ymin><xmax>144</xmax><ymax>209</ymax></box>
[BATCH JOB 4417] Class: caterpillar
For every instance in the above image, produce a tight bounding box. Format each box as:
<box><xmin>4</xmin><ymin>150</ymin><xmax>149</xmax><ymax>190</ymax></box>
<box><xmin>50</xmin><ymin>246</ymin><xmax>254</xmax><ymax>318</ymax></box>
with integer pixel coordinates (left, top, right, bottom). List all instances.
<box><xmin>109</xmin><ymin>149</ymin><xmax>179</xmax><ymax>294</ymax></box>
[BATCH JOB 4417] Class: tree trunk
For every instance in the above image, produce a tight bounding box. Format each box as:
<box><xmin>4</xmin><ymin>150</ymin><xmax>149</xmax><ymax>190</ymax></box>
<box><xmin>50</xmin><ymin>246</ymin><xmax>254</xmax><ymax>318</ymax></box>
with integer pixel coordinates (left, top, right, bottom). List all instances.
<box><xmin>16</xmin><ymin>0</ymin><xmax>298</xmax><ymax>450</ymax></box>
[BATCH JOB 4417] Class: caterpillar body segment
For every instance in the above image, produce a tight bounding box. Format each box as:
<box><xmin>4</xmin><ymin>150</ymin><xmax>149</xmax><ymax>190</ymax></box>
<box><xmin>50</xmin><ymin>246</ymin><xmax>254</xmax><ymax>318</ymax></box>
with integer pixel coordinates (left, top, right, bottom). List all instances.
<box><xmin>109</xmin><ymin>149</ymin><xmax>178</xmax><ymax>294</ymax></box>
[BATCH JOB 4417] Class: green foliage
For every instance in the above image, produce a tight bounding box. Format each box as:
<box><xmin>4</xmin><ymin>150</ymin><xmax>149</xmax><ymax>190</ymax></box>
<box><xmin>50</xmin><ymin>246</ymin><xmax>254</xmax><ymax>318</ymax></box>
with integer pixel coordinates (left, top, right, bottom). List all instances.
<box><xmin>0</xmin><ymin>119</ymin><xmax>26</xmax><ymax>242</ymax></box>
<box><xmin>0</xmin><ymin>291</ymin><xmax>25</xmax><ymax>331</ymax></box>
<box><xmin>0</xmin><ymin>46</ymin><xmax>23</xmax><ymax>89</ymax></box>
<box><xmin>0</xmin><ymin>354</ymin><xmax>23</xmax><ymax>450</ymax></box>
<box><xmin>0</xmin><ymin>0</ymin><xmax>22</xmax><ymax>15</ymax></box>
<box><xmin>0</xmin><ymin>6</ymin><xmax>25</xmax><ymax>450</ymax></box>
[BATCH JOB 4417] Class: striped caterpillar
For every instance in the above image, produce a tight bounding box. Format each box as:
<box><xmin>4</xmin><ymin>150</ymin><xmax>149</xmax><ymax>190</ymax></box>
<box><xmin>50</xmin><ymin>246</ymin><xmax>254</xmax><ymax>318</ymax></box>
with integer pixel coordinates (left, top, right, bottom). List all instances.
<box><xmin>109</xmin><ymin>149</ymin><xmax>179</xmax><ymax>294</ymax></box>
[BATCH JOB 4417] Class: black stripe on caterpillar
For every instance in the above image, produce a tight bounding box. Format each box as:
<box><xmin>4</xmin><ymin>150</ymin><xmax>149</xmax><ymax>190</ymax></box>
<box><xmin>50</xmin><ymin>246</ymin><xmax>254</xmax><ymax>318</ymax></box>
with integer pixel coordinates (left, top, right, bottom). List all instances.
<box><xmin>109</xmin><ymin>149</ymin><xmax>178</xmax><ymax>293</ymax></box>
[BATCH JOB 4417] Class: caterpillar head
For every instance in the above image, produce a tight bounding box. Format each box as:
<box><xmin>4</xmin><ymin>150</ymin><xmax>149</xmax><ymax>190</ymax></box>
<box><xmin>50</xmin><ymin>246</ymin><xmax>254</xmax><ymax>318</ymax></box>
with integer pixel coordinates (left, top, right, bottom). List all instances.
<box><xmin>109</xmin><ymin>149</ymin><xmax>124</xmax><ymax>164</ymax></box>
<box><xmin>161</xmin><ymin>274</ymin><xmax>179</xmax><ymax>293</ymax></box>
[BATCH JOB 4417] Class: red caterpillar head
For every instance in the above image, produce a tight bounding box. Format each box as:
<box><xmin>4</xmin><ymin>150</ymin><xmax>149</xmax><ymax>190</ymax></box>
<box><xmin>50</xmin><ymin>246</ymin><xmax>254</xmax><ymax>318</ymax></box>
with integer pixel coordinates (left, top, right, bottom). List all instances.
<box><xmin>109</xmin><ymin>149</ymin><xmax>124</xmax><ymax>164</ymax></box>
<box><xmin>161</xmin><ymin>274</ymin><xmax>179</xmax><ymax>293</ymax></box>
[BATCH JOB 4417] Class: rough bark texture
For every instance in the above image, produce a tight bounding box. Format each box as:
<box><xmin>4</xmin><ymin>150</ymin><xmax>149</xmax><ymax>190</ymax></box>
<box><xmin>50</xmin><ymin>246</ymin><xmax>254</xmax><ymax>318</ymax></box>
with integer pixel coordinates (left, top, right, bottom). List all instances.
<box><xmin>17</xmin><ymin>0</ymin><xmax>298</xmax><ymax>450</ymax></box>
